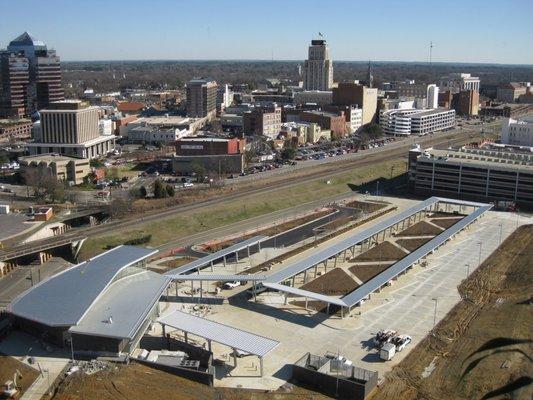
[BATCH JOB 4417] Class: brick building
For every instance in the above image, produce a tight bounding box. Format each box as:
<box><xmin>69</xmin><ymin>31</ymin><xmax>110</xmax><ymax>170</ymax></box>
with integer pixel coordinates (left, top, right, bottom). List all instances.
<box><xmin>299</xmin><ymin>110</ymin><xmax>347</xmax><ymax>138</ymax></box>
<box><xmin>243</xmin><ymin>104</ymin><xmax>282</xmax><ymax>138</ymax></box>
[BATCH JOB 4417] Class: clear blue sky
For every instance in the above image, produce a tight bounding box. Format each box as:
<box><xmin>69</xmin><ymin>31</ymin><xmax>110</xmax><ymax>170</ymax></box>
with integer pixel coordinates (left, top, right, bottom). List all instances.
<box><xmin>1</xmin><ymin>0</ymin><xmax>532</xmax><ymax>64</ymax></box>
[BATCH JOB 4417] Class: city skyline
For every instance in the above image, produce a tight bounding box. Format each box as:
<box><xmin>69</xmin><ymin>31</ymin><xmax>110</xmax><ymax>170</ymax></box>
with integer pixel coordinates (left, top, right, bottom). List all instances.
<box><xmin>0</xmin><ymin>0</ymin><xmax>532</xmax><ymax>65</ymax></box>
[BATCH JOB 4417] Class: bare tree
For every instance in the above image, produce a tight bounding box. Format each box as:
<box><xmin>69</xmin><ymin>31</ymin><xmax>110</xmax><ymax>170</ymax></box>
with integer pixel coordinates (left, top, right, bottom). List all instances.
<box><xmin>22</xmin><ymin>168</ymin><xmax>64</xmax><ymax>202</ymax></box>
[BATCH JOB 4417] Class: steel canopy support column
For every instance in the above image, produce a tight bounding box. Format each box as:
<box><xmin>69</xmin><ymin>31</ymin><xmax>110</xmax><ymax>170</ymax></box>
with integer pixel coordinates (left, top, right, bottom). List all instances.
<box><xmin>208</xmin><ymin>340</ymin><xmax>212</xmax><ymax>353</ymax></box>
<box><xmin>235</xmin><ymin>251</ymin><xmax>239</xmax><ymax>263</ymax></box>
<box><xmin>233</xmin><ymin>348</ymin><xmax>237</xmax><ymax>366</ymax></box>
<box><xmin>305</xmin><ymin>297</ymin><xmax>308</xmax><ymax>310</ymax></box>
<box><xmin>260</xmin><ymin>357</ymin><xmax>264</xmax><ymax>377</ymax></box>
<box><xmin>247</xmin><ymin>246</ymin><xmax>250</xmax><ymax>259</ymax></box>
<box><xmin>223</xmin><ymin>256</ymin><xmax>227</xmax><ymax>268</ymax></box>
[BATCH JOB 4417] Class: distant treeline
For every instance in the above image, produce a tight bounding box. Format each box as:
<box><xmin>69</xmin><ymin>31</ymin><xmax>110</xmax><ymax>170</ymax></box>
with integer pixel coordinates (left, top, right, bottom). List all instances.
<box><xmin>61</xmin><ymin>60</ymin><xmax>533</xmax><ymax>95</ymax></box>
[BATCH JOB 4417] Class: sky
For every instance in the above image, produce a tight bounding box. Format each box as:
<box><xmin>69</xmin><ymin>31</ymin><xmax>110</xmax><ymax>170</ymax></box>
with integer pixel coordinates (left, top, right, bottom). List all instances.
<box><xmin>1</xmin><ymin>0</ymin><xmax>532</xmax><ymax>64</ymax></box>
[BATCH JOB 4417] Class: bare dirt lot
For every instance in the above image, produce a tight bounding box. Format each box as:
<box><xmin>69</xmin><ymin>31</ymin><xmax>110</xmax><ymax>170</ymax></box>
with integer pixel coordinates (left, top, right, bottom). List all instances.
<box><xmin>395</xmin><ymin>238</ymin><xmax>432</xmax><ymax>252</ymax></box>
<box><xmin>352</xmin><ymin>241</ymin><xmax>408</xmax><ymax>262</ymax></box>
<box><xmin>51</xmin><ymin>362</ymin><xmax>331</xmax><ymax>400</ymax></box>
<box><xmin>0</xmin><ymin>355</ymin><xmax>39</xmax><ymax>397</ymax></box>
<box><xmin>153</xmin><ymin>256</ymin><xmax>196</xmax><ymax>272</ymax></box>
<box><xmin>396</xmin><ymin>221</ymin><xmax>443</xmax><ymax>237</ymax></box>
<box><xmin>345</xmin><ymin>200</ymin><xmax>388</xmax><ymax>213</ymax></box>
<box><xmin>349</xmin><ymin>263</ymin><xmax>394</xmax><ymax>283</ymax></box>
<box><xmin>370</xmin><ymin>224</ymin><xmax>533</xmax><ymax>400</ymax></box>
<box><xmin>298</xmin><ymin>268</ymin><xmax>359</xmax><ymax>296</ymax></box>
<box><xmin>430</xmin><ymin>218</ymin><xmax>463</xmax><ymax>229</ymax></box>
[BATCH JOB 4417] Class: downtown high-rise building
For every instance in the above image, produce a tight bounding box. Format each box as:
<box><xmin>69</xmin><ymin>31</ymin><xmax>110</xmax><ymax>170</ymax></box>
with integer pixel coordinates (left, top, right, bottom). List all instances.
<box><xmin>186</xmin><ymin>78</ymin><xmax>218</xmax><ymax>118</ymax></box>
<box><xmin>0</xmin><ymin>32</ymin><xmax>63</xmax><ymax>118</ymax></box>
<box><xmin>303</xmin><ymin>38</ymin><xmax>333</xmax><ymax>91</ymax></box>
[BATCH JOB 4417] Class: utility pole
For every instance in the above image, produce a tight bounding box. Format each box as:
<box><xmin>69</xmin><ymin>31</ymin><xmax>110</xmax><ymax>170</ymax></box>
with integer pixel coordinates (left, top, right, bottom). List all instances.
<box><xmin>432</xmin><ymin>297</ymin><xmax>438</xmax><ymax>327</ymax></box>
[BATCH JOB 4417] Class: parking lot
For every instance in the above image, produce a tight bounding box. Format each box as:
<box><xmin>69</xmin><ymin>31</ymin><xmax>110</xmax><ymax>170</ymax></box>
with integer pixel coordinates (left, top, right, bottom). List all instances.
<box><xmin>155</xmin><ymin>204</ymin><xmax>530</xmax><ymax>390</ymax></box>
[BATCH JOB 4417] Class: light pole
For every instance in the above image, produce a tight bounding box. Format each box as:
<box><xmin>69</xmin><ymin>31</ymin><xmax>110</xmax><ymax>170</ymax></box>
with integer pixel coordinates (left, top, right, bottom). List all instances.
<box><xmin>465</xmin><ymin>263</ymin><xmax>470</xmax><ymax>279</ymax></box>
<box><xmin>432</xmin><ymin>297</ymin><xmax>438</xmax><ymax>327</ymax></box>
<box><xmin>477</xmin><ymin>242</ymin><xmax>482</xmax><ymax>268</ymax></box>
<box><xmin>498</xmin><ymin>223</ymin><xmax>503</xmax><ymax>245</ymax></box>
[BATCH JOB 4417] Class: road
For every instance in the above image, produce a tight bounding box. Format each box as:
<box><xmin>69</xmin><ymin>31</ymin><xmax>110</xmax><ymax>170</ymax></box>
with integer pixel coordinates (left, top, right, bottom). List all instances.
<box><xmin>0</xmin><ymin>125</ymin><xmax>495</xmax><ymax>260</ymax></box>
<box><xmin>0</xmin><ymin>258</ymin><xmax>71</xmax><ymax>309</ymax></box>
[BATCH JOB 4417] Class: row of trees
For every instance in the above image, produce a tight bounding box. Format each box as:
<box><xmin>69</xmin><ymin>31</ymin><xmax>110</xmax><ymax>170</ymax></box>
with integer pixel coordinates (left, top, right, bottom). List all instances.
<box><xmin>130</xmin><ymin>179</ymin><xmax>175</xmax><ymax>200</ymax></box>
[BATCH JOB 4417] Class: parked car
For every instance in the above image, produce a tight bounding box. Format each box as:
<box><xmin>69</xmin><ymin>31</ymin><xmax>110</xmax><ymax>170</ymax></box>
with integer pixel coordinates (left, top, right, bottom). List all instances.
<box><xmin>391</xmin><ymin>334</ymin><xmax>412</xmax><ymax>351</ymax></box>
<box><xmin>223</xmin><ymin>281</ymin><xmax>241</xmax><ymax>289</ymax></box>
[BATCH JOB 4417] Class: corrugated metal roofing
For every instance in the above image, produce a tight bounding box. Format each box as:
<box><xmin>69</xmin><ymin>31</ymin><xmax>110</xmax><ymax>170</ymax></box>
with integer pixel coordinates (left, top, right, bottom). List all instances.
<box><xmin>341</xmin><ymin>203</ymin><xmax>492</xmax><ymax>307</ymax></box>
<box><xmin>69</xmin><ymin>270</ymin><xmax>170</xmax><ymax>339</ymax></box>
<box><xmin>8</xmin><ymin>245</ymin><xmax>158</xmax><ymax>327</ymax></box>
<box><xmin>165</xmin><ymin>236</ymin><xmax>267</xmax><ymax>277</ymax></box>
<box><xmin>262</xmin><ymin>283</ymin><xmax>346</xmax><ymax>307</ymax></box>
<box><xmin>158</xmin><ymin>311</ymin><xmax>279</xmax><ymax>357</ymax></box>
<box><xmin>265</xmin><ymin>197</ymin><xmax>441</xmax><ymax>283</ymax></box>
<box><xmin>171</xmin><ymin>274</ymin><xmax>267</xmax><ymax>282</ymax></box>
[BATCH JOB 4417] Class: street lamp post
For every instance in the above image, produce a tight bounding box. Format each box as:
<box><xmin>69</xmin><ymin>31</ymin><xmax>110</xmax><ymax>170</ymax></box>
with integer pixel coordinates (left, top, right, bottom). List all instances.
<box><xmin>432</xmin><ymin>297</ymin><xmax>438</xmax><ymax>327</ymax></box>
<box><xmin>465</xmin><ymin>263</ymin><xmax>470</xmax><ymax>279</ymax></box>
<box><xmin>498</xmin><ymin>223</ymin><xmax>503</xmax><ymax>245</ymax></box>
<box><xmin>477</xmin><ymin>242</ymin><xmax>482</xmax><ymax>267</ymax></box>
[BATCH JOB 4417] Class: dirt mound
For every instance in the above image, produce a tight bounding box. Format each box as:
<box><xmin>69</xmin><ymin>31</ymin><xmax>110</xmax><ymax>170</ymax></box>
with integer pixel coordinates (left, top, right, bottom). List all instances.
<box><xmin>396</xmin><ymin>221</ymin><xmax>443</xmax><ymax>237</ymax></box>
<box><xmin>298</xmin><ymin>268</ymin><xmax>359</xmax><ymax>296</ymax></box>
<box><xmin>430</xmin><ymin>218</ymin><xmax>463</xmax><ymax>229</ymax></box>
<box><xmin>352</xmin><ymin>241</ymin><xmax>408</xmax><ymax>262</ymax></box>
<box><xmin>396</xmin><ymin>238</ymin><xmax>432</xmax><ymax>252</ymax></box>
<box><xmin>349</xmin><ymin>263</ymin><xmax>394</xmax><ymax>283</ymax></box>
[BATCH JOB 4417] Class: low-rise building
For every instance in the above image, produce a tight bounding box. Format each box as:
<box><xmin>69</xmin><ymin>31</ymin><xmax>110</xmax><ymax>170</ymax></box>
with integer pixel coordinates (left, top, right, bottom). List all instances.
<box><xmin>439</xmin><ymin>73</ymin><xmax>480</xmax><ymax>93</ymax></box>
<box><xmin>117</xmin><ymin>101</ymin><xmax>145</xmax><ymax>115</ymax></box>
<box><xmin>173</xmin><ymin>137</ymin><xmax>246</xmax><ymax>175</ymax></box>
<box><xmin>0</xmin><ymin>119</ymin><xmax>32</xmax><ymax>142</ymax></box>
<box><xmin>19</xmin><ymin>153</ymin><xmax>91</xmax><ymax>185</ymax></box>
<box><xmin>501</xmin><ymin>116</ymin><xmax>533</xmax><ymax>147</ymax></box>
<box><xmin>324</xmin><ymin>105</ymin><xmax>363</xmax><ymax>133</ymax></box>
<box><xmin>332</xmin><ymin>83</ymin><xmax>378</xmax><ymax>125</ymax></box>
<box><xmin>7</xmin><ymin>246</ymin><xmax>168</xmax><ymax>357</ymax></box>
<box><xmin>126</xmin><ymin>115</ymin><xmax>206</xmax><ymax>144</ymax></box>
<box><xmin>408</xmin><ymin>143</ymin><xmax>533</xmax><ymax>207</ymax></box>
<box><xmin>220</xmin><ymin>113</ymin><xmax>243</xmax><ymax>134</ymax></box>
<box><xmin>281</xmin><ymin>122</ymin><xmax>331</xmax><ymax>144</ymax></box>
<box><xmin>497</xmin><ymin>82</ymin><xmax>529</xmax><ymax>103</ymax></box>
<box><xmin>243</xmin><ymin>104</ymin><xmax>282</xmax><ymax>138</ymax></box>
<box><xmin>380</xmin><ymin>108</ymin><xmax>455</xmax><ymax>136</ymax></box>
<box><xmin>299</xmin><ymin>110</ymin><xmax>347</xmax><ymax>138</ymax></box>
<box><xmin>293</xmin><ymin>90</ymin><xmax>332</xmax><ymax>106</ymax></box>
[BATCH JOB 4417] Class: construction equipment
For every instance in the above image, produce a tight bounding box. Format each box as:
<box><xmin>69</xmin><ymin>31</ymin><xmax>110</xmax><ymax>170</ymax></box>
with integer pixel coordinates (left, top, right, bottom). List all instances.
<box><xmin>391</xmin><ymin>334</ymin><xmax>412</xmax><ymax>352</ymax></box>
<box><xmin>373</xmin><ymin>329</ymin><xmax>397</xmax><ymax>348</ymax></box>
<box><xmin>2</xmin><ymin>370</ymin><xmax>22</xmax><ymax>399</ymax></box>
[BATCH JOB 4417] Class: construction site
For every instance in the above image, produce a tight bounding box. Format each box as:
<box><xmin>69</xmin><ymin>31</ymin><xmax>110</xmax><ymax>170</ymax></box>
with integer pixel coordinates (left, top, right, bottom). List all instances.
<box><xmin>1</xmin><ymin>194</ymin><xmax>531</xmax><ymax>400</ymax></box>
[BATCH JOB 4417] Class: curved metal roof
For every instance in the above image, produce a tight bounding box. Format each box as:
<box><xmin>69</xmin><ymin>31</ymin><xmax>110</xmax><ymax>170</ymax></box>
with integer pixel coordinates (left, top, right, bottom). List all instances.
<box><xmin>8</xmin><ymin>245</ymin><xmax>158</xmax><ymax>327</ymax></box>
